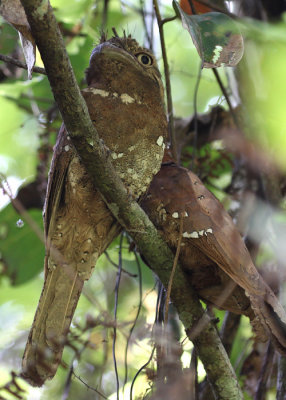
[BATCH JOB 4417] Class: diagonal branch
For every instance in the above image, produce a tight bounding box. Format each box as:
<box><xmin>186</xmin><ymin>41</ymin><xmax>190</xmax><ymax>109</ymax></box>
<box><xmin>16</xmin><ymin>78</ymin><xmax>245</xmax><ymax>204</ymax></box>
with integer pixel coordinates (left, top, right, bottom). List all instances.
<box><xmin>0</xmin><ymin>53</ymin><xmax>47</xmax><ymax>74</ymax></box>
<box><xmin>20</xmin><ymin>1</ymin><xmax>243</xmax><ymax>398</ymax></box>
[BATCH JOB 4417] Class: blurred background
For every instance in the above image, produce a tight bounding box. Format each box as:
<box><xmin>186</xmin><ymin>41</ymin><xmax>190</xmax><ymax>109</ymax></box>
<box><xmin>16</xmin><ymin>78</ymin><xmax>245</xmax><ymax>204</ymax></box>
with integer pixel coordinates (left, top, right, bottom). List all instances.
<box><xmin>1</xmin><ymin>0</ymin><xmax>286</xmax><ymax>399</ymax></box>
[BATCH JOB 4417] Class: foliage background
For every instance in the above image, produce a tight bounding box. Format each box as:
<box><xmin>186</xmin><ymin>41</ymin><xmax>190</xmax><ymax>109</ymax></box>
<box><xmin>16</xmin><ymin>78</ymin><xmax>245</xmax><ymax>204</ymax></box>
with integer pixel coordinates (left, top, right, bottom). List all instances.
<box><xmin>1</xmin><ymin>0</ymin><xmax>286</xmax><ymax>399</ymax></box>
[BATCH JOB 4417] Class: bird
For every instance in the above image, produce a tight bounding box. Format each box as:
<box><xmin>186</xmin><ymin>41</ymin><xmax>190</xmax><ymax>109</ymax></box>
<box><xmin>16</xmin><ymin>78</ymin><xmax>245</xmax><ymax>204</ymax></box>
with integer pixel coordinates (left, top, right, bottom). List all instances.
<box><xmin>22</xmin><ymin>34</ymin><xmax>168</xmax><ymax>387</ymax></box>
<box><xmin>141</xmin><ymin>153</ymin><xmax>286</xmax><ymax>355</ymax></box>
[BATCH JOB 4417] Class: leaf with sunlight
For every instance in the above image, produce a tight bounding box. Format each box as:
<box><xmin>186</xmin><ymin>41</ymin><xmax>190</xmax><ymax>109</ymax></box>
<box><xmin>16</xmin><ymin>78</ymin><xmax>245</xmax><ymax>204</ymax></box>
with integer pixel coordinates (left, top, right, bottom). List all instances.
<box><xmin>173</xmin><ymin>1</ymin><xmax>244</xmax><ymax>67</ymax></box>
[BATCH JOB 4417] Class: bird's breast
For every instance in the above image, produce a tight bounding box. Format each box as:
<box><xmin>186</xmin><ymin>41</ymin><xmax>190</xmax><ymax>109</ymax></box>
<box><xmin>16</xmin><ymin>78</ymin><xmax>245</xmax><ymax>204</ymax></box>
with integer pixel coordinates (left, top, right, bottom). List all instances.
<box><xmin>82</xmin><ymin>87</ymin><xmax>167</xmax><ymax>197</ymax></box>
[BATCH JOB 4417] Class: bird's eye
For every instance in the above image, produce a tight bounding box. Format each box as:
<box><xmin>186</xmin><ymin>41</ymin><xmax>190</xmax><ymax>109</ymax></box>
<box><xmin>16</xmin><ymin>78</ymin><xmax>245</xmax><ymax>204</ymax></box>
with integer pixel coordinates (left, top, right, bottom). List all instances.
<box><xmin>136</xmin><ymin>53</ymin><xmax>153</xmax><ymax>66</ymax></box>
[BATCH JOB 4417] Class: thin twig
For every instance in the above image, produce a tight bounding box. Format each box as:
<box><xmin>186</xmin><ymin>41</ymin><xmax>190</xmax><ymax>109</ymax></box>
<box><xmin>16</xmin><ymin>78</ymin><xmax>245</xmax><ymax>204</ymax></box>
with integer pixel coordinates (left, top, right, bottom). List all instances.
<box><xmin>62</xmin><ymin>364</ymin><xmax>74</xmax><ymax>400</ymax></box>
<box><xmin>113</xmin><ymin>233</ymin><xmax>124</xmax><ymax>400</ymax></box>
<box><xmin>155</xmin><ymin>281</ymin><xmax>166</xmax><ymax>380</ymax></box>
<box><xmin>161</xmin><ymin>15</ymin><xmax>177</xmax><ymax>25</ymax></box>
<box><xmin>0</xmin><ymin>53</ymin><xmax>46</xmax><ymax>75</ymax></box>
<box><xmin>62</xmin><ymin>342</ymin><xmax>88</xmax><ymax>400</ymax></box>
<box><xmin>153</xmin><ymin>0</ymin><xmax>177</xmax><ymax>162</ymax></box>
<box><xmin>130</xmin><ymin>282</ymin><xmax>162</xmax><ymax>400</ymax></box>
<box><xmin>123</xmin><ymin>249</ymin><xmax>143</xmax><ymax>390</ymax></box>
<box><xmin>220</xmin><ymin>311</ymin><xmax>241</xmax><ymax>356</ymax></box>
<box><xmin>187</xmin><ymin>0</ymin><xmax>197</xmax><ymax>14</ymax></box>
<box><xmin>157</xmin><ymin>281</ymin><xmax>166</xmax><ymax>323</ymax></box>
<box><xmin>277</xmin><ymin>350</ymin><xmax>286</xmax><ymax>399</ymax></box>
<box><xmin>102</xmin><ymin>0</ymin><xmax>110</xmax><ymax>30</ymax></box>
<box><xmin>187</xmin><ymin>280</ymin><xmax>237</xmax><ymax>342</ymax></box>
<box><xmin>212</xmin><ymin>68</ymin><xmax>239</xmax><ymax>127</ymax></box>
<box><xmin>277</xmin><ymin>285</ymin><xmax>286</xmax><ymax>399</ymax></box>
<box><xmin>0</xmin><ymin>372</ymin><xmax>26</xmax><ymax>400</ymax></box>
<box><xmin>130</xmin><ymin>346</ymin><xmax>156</xmax><ymax>400</ymax></box>
<box><xmin>254</xmin><ymin>341</ymin><xmax>274</xmax><ymax>400</ymax></box>
<box><xmin>72</xmin><ymin>372</ymin><xmax>108</xmax><ymax>399</ymax></box>
<box><xmin>190</xmin><ymin>348</ymin><xmax>198</xmax><ymax>400</ymax></box>
<box><xmin>104</xmin><ymin>250</ymin><xmax>137</xmax><ymax>277</ymax></box>
<box><xmin>139</xmin><ymin>0</ymin><xmax>153</xmax><ymax>49</ymax></box>
<box><xmin>192</xmin><ymin>61</ymin><xmax>203</xmax><ymax>169</ymax></box>
<box><xmin>164</xmin><ymin>216</ymin><xmax>183</xmax><ymax>324</ymax></box>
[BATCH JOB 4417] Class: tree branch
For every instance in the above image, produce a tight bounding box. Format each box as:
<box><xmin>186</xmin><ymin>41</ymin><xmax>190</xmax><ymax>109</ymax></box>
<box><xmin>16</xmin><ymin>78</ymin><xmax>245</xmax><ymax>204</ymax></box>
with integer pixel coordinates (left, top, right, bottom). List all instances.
<box><xmin>20</xmin><ymin>1</ymin><xmax>243</xmax><ymax>398</ymax></box>
<box><xmin>0</xmin><ymin>53</ymin><xmax>46</xmax><ymax>75</ymax></box>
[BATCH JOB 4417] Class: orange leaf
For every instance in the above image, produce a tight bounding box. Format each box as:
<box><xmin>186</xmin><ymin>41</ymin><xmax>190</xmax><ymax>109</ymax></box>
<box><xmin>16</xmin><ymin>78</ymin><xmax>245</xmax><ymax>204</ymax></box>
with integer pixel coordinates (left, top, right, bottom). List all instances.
<box><xmin>179</xmin><ymin>0</ymin><xmax>212</xmax><ymax>15</ymax></box>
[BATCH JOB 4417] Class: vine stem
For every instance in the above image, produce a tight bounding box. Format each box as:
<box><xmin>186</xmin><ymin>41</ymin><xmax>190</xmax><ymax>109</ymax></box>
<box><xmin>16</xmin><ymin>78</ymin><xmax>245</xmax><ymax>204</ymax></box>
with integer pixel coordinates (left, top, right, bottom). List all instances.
<box><xmin>153</xmin><ymin>0</ymin><xmax>177</xmax><ymax>162</ymax></box>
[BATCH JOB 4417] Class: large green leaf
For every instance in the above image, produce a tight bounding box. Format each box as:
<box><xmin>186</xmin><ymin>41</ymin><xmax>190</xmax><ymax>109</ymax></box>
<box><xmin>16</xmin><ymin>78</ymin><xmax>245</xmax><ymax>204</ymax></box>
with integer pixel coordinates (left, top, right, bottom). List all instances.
<box><xmin>0</xmin><ymin>204</ymin><xmax>44</xmax><ymax>285</ymax></box>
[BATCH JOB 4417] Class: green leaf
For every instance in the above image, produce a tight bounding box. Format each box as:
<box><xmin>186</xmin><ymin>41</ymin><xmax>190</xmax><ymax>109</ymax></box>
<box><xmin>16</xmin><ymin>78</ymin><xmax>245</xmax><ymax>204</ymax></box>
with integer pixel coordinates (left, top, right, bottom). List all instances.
<box><xmin>173</xmin><ymin>1</ymin><xmax>244</xmax><ymax>68</ymax></box>
<box><xmin>53</xmin><ymin>0</ymin><xmax>94</xmax><ymax>23</ymax></box>
<box><xmin>0</xmin><ymin>76</ymin><xmax>43</xmax><ymax>99</ymax></box>
<box><xmin>0</xmin><ymin>204</ymin><xmax>44</xmax><ymax>285</ymax></box>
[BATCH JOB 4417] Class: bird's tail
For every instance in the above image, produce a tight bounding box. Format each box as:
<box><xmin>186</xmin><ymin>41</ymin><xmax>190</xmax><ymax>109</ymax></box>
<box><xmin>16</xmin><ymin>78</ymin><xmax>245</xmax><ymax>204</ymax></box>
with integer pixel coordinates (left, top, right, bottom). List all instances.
<box><xmin>22</xmin><ymin>260</ymin><xmax>84</xmax><ymax>386</ymax></box>
<box><xmin>248</xmin><ymin>289</ymin><xmax>286</xmax><ymax>355</ymax></box>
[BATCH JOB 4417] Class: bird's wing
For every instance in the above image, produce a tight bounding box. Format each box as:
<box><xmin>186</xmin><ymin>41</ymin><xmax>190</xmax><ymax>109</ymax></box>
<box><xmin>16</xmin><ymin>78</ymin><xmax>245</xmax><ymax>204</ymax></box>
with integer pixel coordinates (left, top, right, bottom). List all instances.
<box><xmin>142</xmin><ymin>163</ymin><xmax>286</xmax><ymax>354</ymax></box>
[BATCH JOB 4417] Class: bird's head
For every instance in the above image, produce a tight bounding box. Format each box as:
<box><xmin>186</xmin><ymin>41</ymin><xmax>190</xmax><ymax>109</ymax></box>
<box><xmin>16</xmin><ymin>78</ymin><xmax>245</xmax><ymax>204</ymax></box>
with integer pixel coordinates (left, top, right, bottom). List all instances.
<box><xmin>85</xmin><ymin>34</ymin><xmax>165</xmax><ymax>105</ymax></box>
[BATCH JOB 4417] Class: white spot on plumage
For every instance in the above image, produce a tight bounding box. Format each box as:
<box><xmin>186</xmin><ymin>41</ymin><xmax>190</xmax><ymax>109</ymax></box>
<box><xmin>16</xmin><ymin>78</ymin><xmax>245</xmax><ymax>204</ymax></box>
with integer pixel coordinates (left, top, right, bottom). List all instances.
<box><xmin>182</xmin><ymin>232</ymin><xmax>191</xmax><ymax>238</ymax></box>
<box><xmin>199</xmin><ymin>230</ymin><xmax>204</xmax><ymax>236</ymax></box>
<box><xmin>183</xmin><ymin>231</ymin><xmax>199</xmax><ymax>239</ymax></box>
<box><xmin>172</xmin><ymin>212</ymin><xmax>179</xmax><ymax>219</ymax></box>
<box><xmin>90</xmin><ymin>88</ymin><xmax>109</xmax><ymax>97</ymax></box>
<box><xmin>156</xmin><ymin>136</ymin><xmax>164</xmax><ymax>146</ymax></box>
<box><xmin>120</xmin><ymin>93</ymin><xmax>135</xmax><ymax>104</ymax></box>
<box><xmin>64</xmin><ymin>145</ymin><xmax>70</xmax><ymax>152</ymax></box>
<box><xmin>190</xmin><ymin>231</ymin><xmax>200</xmax><ymax>238</ymax></box>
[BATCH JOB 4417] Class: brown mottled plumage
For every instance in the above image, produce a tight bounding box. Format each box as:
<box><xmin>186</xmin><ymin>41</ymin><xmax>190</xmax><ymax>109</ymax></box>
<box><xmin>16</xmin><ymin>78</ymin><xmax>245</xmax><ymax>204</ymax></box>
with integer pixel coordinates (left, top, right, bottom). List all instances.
<box><xmin>141</xmin><ymin>158</ymin><xmax>286</xmax><ymax>355</ymax></box>
<box><xmin>22</xmin><ymin>35</ymin><xmax>167</xmax><ymax>386</ymax></box>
